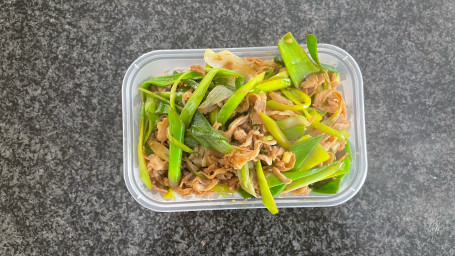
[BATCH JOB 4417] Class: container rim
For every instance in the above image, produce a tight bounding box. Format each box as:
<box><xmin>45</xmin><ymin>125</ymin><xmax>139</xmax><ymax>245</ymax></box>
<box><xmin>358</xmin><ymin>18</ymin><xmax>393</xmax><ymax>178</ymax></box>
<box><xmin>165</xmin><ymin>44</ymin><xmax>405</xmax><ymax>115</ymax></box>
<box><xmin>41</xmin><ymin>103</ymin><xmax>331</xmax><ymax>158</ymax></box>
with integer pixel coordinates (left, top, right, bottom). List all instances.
<box><xmin>122</xmin><ymin>44</ymin><xmax>367</xmax><ymax>212</ymax></box>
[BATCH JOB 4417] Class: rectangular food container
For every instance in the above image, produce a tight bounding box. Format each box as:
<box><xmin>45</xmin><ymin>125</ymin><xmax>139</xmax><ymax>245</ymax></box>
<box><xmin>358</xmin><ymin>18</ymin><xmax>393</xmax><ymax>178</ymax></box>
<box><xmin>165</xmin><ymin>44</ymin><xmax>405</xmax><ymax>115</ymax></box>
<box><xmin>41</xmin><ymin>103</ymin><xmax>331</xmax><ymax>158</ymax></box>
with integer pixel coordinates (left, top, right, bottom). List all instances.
<box><xmin>122</xmin><ymin>44</ymin><xmax>367</xmax><ymax>212</ymax></box>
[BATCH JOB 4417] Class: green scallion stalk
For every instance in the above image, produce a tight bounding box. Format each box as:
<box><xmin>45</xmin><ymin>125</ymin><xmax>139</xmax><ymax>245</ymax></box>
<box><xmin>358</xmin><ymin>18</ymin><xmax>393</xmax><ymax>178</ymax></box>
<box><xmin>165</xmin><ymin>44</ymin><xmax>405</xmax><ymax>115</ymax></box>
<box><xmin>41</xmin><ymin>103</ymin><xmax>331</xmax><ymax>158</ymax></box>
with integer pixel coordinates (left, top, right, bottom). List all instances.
<box><xmin>256</xmin><ymin>71</ymin><xmax>292</xmax><ymax>92</ymax></box>
<box><xmin>278</xmin><ymin>32</ymin><xmax>320</xmax><ymax>87</ymax></box>
<box><xmin>260</xmin><ymin>113</ymin><xmax>291</xmax><ymax>150</ymax></box>
<box><xmin>168</xmin><ymin>134</ymin><xmax>196</xmax><ymax>153</ymax></box>
<box><xmin>138</xmin><ymin>109</ymin><xmax>152</xmax><ymax>189</ymax></box>
<box><xmin>266</xmin><ymin>100</ymin><xmax>308</xmax><ymax>111</ymax></box>
<box><xmin>298</xmin><ymin>144</ymin><xmax>330</xmax><ymax>171</ymax></box>
<box><xmin>216</xmin><ymin>72</ymin><xmax>265</xmax><ymax>125</ymax></box>
<box><xmin>311</xmin><ymin>121</ymin><xmax>350</xmax><ymax>141</ymax></box>
<box><xmin>141</xmin><ymin>71</ymin><xmax>203</xmax><ymax>88</ymax></box>
<box><xmin>282</xmin><ymin>161</ymin><xmax>343</xmax><ymax>193</ymax></box>
<box><xmin>180</xmin><ymin>69</ymin><xmax>220</xmax><ymax>128</ymax></box>
<box><xmin>167</xmin><ymin>107</ymin><xmax>185</xmax><ymax>187</ymax></box>
<box><xmin>256</xmin><ymin>161</ymin><xmax>278</xmax><ymax>214</ymax></box>
<box><xmin>170</xmin><ymin>71</ymin><xmax>191</xmax><ymax>109</ymax></box>
<box><xmin>276</xmin><ymin>115</ymin><xmax>308</xmax><ymax>130</ymax></box>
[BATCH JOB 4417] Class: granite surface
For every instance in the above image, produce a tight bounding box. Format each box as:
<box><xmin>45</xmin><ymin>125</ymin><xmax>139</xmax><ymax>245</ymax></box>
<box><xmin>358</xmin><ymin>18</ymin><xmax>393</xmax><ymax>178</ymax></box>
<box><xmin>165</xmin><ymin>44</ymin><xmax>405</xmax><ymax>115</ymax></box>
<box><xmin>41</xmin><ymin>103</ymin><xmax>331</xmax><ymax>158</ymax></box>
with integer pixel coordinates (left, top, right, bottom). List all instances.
<box><xmin>1</xmin><ymin>0</ymin><xmax>454</xmax><ymax>255</ymax></box>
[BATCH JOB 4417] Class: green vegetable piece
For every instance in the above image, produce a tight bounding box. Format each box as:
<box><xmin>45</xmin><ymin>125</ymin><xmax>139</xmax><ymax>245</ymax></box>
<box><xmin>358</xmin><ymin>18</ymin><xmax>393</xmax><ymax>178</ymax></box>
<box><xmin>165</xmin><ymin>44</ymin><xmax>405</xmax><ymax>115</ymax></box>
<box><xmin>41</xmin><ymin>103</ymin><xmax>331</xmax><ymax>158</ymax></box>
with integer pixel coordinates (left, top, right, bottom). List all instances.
<box><xmin>290</xmin><ymin>88</ymin><xmax>311</xmax><ymax>107</ymax></box>
<box><xmin>280</xmin><ymin>88</ymin><xmax>312</xmax><ymax>109</ymax></box>
<box><xmin>256</xmin><ymin>77</ymin><xmax>291</xmax><ymax>92</ymax></box>
<box><xmin>299</xmin><ymin>144</ymin><xmax>330</xmax><ymax>171</ymax></box>
<box><xmin>294</xmin><ymin>134</ymin><xmax>312</xmax><ymax>145</ymax></box>
<box><xmin>260</xmin><ymin>113</ymin><xmax>291</xmax><ymax>150</ymax></box>
<box><xmin>188</xmin><ymin>112</ymin><xmax>234</xmax><ymax>154</ymax></box>
<box><xmin>237</xmin><ymin>188</ymin><xmax>254</xmax><ymax>199</ymax></box>
<box><xmin>141</xmin><ymin>71</ymin><xmax>203</xmax><ymax>88</ymax></box>
<box><xmin>282</xmin><ymin>161</ymin><xmax>343</xmax><ymax>193</ymax></box>
<box><xmin>168</xmin><ymin>134</ymin><xmax>196</xmax><ymax>153</ymax></box>
<box><xmin>137</xmin><ymin>112</ymin><xmax>152</xmax><ymax>189</ymax></box>
<box><xmin>256</xmin><ymin>161</ymin><xmax>278</xmax><ymax>215</ymax></box>
<box><xmin>170</xmin><ymin>71</ymin><xmax>191</xmax><ymax>109</ymax></box>
<box><xmin>216</xmin><ymin>72</ymin><xmax>265</xmax><ymax>125</ymax></box>
<box><xmin>282</xmin><ymin>125</ymin><xmax>307</xmax><ymax>141</ymax></box>
<box><xmin>182</xmin><ymin>79</ymin><xmax>199</xmax><ymax>89</ymax></box>
<box><xmin>138</xmin><ymin>88</ymin><xmax>173</xmax><ymax>104</ymax></box>
<box><xmin>265</xmin><ymin>165</ymin><xmax>326</xmax><ymax>188</ymax></box>
<box><xmin>183</xmin><ymin>133</ymin><xmax>199</xmax><ymax>148</ymax></box>
<box><xmin>167</xmin><ymin>107</ymin><xmax>185</xmax><ymax>187</ymax></box>
<box><xmin>289</xmin><ymin>135</ymin><xmax>324</xmax><ymax>171</ymax></box>
<box><xmin>204</xmin><ymin>67</ymin><xmax>244</xmax><ymax>88</ymax></box>
<box><xmin>266</xmin><ymin>100</ymin><xmax>308</xmax><ymax>111</ymax></box>
<box><xmin>276</xmin><ymin>115</ymin><xmax>308</xmax><ymax>130</ymax></box>
<box><xmin>270</xmin><ymin>184</ymin><xmax>286</xmax><ymax>197</ymax></box>
<box><xmin>306</xmin><ymin>34</ymin><xmax>320</xmax><ymax>66</ymax></box>
<box><xmin>144</xmin><ymin>98</ymin><xmax>159</xmax><ymax>144</ymax></box>
<box><xmin>320</xmin><ymin>64</ymin><xmax>337</xmax><ymax>73</ymax></box>
<box><xmin>264</xmin><ymin>67</ymin><xmax>275</xmax><ymax>80</ymax></box>
<box><xmin>311</xmin><ymin>175</ymin><xmax>344</xmax><ymax>194</ymax></box>
<box><xmin>312</xmin><ymin>143</ymin><xmax>352</xmax><ymax>194</ymax></box>
<box><xmin>204</xmin><ymin>67</ymin><xmax>243</xmax><ymax>78</ymax></box>
<box><xmin>311</xmin><ymin>121</ymin><xmax>350</xmax><ymax>141</ymax></box>
<box><xmin>306</xmin><ymin>34</ymin><xmax>338</xmax><ymax>73</ymax></box>
<box><xmin>212</xmin><ymin>183</ymin><xmax>236</xmax><ymax>196</ymax></box>
<box><xmin>163</xmin><ymin>188</ymin><xmax>176</xmax><ymax>199</ymax></box>
<box><xmin>180</xmin><ymin>69</ymin><xmax>220</xmax><ymax>128</ymax></box>
<box><xmin>155</xmin><ymin>101</ymin><xmax>170</xmax><ymax>115</ymax></box>
<box><xmin>278</xmin><ymin>32</ymin><xmax>320</xmax><ymax>87</ymax></box>
<box><xmin>256</xmin><ymin>71</ymin><xmax>292</xmax><ymax>92</ymax></box>
<box><xmin>237</xmin><ymin>163</ymin><xmax>256</xmax><ymax>197</ymax></box>
<box><xmin>208</xmin><ymin>107</ymin><xmax>220</xmax><ymax>126</ymax></box>
<box><xmin>312</xmin><ymin>157</ymin><xmax>350</xmax><ymax>194</ymax></box>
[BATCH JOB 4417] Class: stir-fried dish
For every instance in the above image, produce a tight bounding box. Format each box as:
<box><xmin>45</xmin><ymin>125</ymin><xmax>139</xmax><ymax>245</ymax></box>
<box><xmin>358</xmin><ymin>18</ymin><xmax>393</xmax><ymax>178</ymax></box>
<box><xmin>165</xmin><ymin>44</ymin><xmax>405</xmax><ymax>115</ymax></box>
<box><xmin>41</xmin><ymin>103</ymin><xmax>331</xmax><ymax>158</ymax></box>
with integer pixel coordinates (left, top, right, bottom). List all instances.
<box><xmin>137</xmin><ymin>33</ymin><xmax>352</xmax><ymax>214</ymax></box>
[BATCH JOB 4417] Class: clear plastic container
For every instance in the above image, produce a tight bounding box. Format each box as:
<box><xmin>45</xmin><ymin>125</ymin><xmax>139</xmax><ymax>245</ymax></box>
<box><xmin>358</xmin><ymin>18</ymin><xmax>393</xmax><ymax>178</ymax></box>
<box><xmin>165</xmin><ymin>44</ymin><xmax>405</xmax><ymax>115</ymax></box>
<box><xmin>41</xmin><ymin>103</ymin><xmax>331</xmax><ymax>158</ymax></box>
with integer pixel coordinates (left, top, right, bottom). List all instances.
<box><xmin>122</xmin><ymin>44</ymin><xmax>367</xmax><ymax>212</ymax></box>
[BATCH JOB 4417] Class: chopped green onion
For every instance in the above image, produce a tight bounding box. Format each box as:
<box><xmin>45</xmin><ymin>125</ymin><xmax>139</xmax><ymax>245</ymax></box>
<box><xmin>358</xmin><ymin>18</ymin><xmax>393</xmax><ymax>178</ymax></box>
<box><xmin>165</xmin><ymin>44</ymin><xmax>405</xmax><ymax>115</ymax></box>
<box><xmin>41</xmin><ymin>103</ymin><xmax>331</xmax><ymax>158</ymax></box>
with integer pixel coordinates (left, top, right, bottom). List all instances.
<box><xmin>278</xmin><ymin>32</ymin><xmax>320</xmax><ymax>87</ymax></box>
<box><xmin>256</xmin><ymin>71</ymin><xmax>291</xmax><ymax>92</ymax></box>
<box><xmin>289</xmin><ymin>135</ymin><xmax>323</xmax><ymax>171</ymax></box>
<box><xmin>141</xmin><ymin>71</ymin><xmax>203</xmax><ymax>88</ymax></box>
<box><xmin>168</xmin><ymin>134</ymin><xmax>196</xmax><ymax>153</ymax></box>
<box><xmin>216</xmin><ymin>72</ymin><xmax>265</xmax><ymax>125</ymax></box>
<box><xmin>138</xmin><ymin>88</ymin><xmax>173</xmax><ymax>104</ymax></box>
<box><xmin>298</xmin><ymin>144</ymin><xmax>330</xmax><ymax>171</ymax></box>
<box><xmin>211</xmin><ymin>183</ymin><xmax>236</xmax><ymax>196</ymax></box>
<box><xmin>237</xmin><ymin>163</ymin><xmax>256</xmax><ymax>197</ymax></box>
<box><xmin>266</xmin><ymin>100</ymin><xmax>308</xmax><ymax>111</ymax></box>
<box><xmin>170</xmin><ymin>71</ymin><xmax>191</xmax><ymax>109</ymax></box>
<box><xmin>167</xmin><ymin>107</ymin><xmax>185</xmax><ymax>187</ymax></box>
<box><xmin>260</xmin><ymin>113</ymin><xmax>291</xmax><ymax>150</ymax></box>
<box><xmin>256</xmin><ymin>161</ymin><xmax>278</xmax><ymax>214</ymax></box>
<box><xmin>138</xmin><ymin>110</ymin><xmax>152</xmax><ymax>189</ymax></box>
<box><xmin>265</xmin><ymin>164</ymin><xmax>329</xmax><ymax>188</ymax></box>
<box><xmin>163</xmin><ymin>188</ymin><xmax>176</xmax><ymax>199</ymax></box>
<box><xmin>270</xmin><ymin>184</ymin><xmax>286</xmax><ymax>197</ymax></box>
<box><xmin>180</xmin><ymin>69</ymin><xmax>220</xmax><ymax>128</ymax></box>
<box><xmin>282</xmin><ymin>161</ymin><xmax>342</xmax><ymax>193</ymax></box>
<box><xmin>282</xmin><ymin>125</ymin><xmax>307</xmax><ymax>141</ymax></box>
<box><xmin>311</xmin><ymin>121</ymin><xmax>350</xmax><ymax>141</ymax></box>
<box><xmin>276</xmin><ymin>115</ymin><xmax>308</xmax><ymax>130</ymax></box>
<box><xmin>188</xmin><ymin>112</ymin><xmax>234</xmax><ymax>154</ymax></box>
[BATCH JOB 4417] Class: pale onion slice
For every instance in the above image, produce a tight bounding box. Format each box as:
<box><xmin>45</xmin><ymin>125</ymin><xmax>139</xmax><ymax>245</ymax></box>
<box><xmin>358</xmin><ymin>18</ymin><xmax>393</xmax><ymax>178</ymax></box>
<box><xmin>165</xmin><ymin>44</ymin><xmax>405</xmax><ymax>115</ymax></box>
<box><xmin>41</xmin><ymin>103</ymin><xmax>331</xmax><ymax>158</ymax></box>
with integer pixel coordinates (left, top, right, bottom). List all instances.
<box><xmin>204</xmin><ymin>49</ymin><xmax>257</xmax><ymax>82</ymax></box>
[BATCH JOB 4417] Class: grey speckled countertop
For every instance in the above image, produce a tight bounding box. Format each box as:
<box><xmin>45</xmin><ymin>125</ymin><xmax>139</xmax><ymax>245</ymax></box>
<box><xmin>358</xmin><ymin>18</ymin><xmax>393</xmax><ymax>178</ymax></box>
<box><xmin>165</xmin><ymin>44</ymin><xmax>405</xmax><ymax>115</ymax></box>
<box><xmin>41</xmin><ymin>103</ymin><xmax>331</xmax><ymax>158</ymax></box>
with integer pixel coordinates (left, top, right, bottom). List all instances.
<box><xmin>1</xmin><ymin>0</ymin><xmax>454</xmax><ymax>255</ymax></box>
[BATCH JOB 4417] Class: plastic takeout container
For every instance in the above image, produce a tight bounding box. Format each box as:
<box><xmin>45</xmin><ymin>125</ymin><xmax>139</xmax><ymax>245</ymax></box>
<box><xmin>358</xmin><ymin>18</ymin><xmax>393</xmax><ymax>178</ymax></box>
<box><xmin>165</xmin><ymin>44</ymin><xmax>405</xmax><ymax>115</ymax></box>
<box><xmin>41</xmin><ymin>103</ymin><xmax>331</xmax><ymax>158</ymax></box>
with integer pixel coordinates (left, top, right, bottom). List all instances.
<box><xmin>122</xmin><ymin>44</ymin><xmax>367</xmax><ymax>212</ymax></box>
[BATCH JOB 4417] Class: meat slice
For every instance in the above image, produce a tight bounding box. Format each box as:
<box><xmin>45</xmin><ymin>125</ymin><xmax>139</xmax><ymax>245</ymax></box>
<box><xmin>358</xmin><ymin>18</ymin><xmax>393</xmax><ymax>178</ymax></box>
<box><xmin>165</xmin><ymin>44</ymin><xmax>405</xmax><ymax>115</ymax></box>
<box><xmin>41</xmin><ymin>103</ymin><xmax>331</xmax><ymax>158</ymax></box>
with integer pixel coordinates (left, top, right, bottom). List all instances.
<box><xmin>190</xmin><ymin>65</ymin><xmax>206</xmax><ymax>76</ymax></box>
<box><xmin>267</xmin><ymin>91</ymin><xmax>293</xmax><ymax>105</ymax></box>
<box><xmin>156</xmin><ymin>118</ymin><xmax>169</xmax><ymax>143</ymax></box>
<box><xmin>299</xmin><ymin>73</ymin><xmax>325</xmax><ymax>97</ymax></box>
